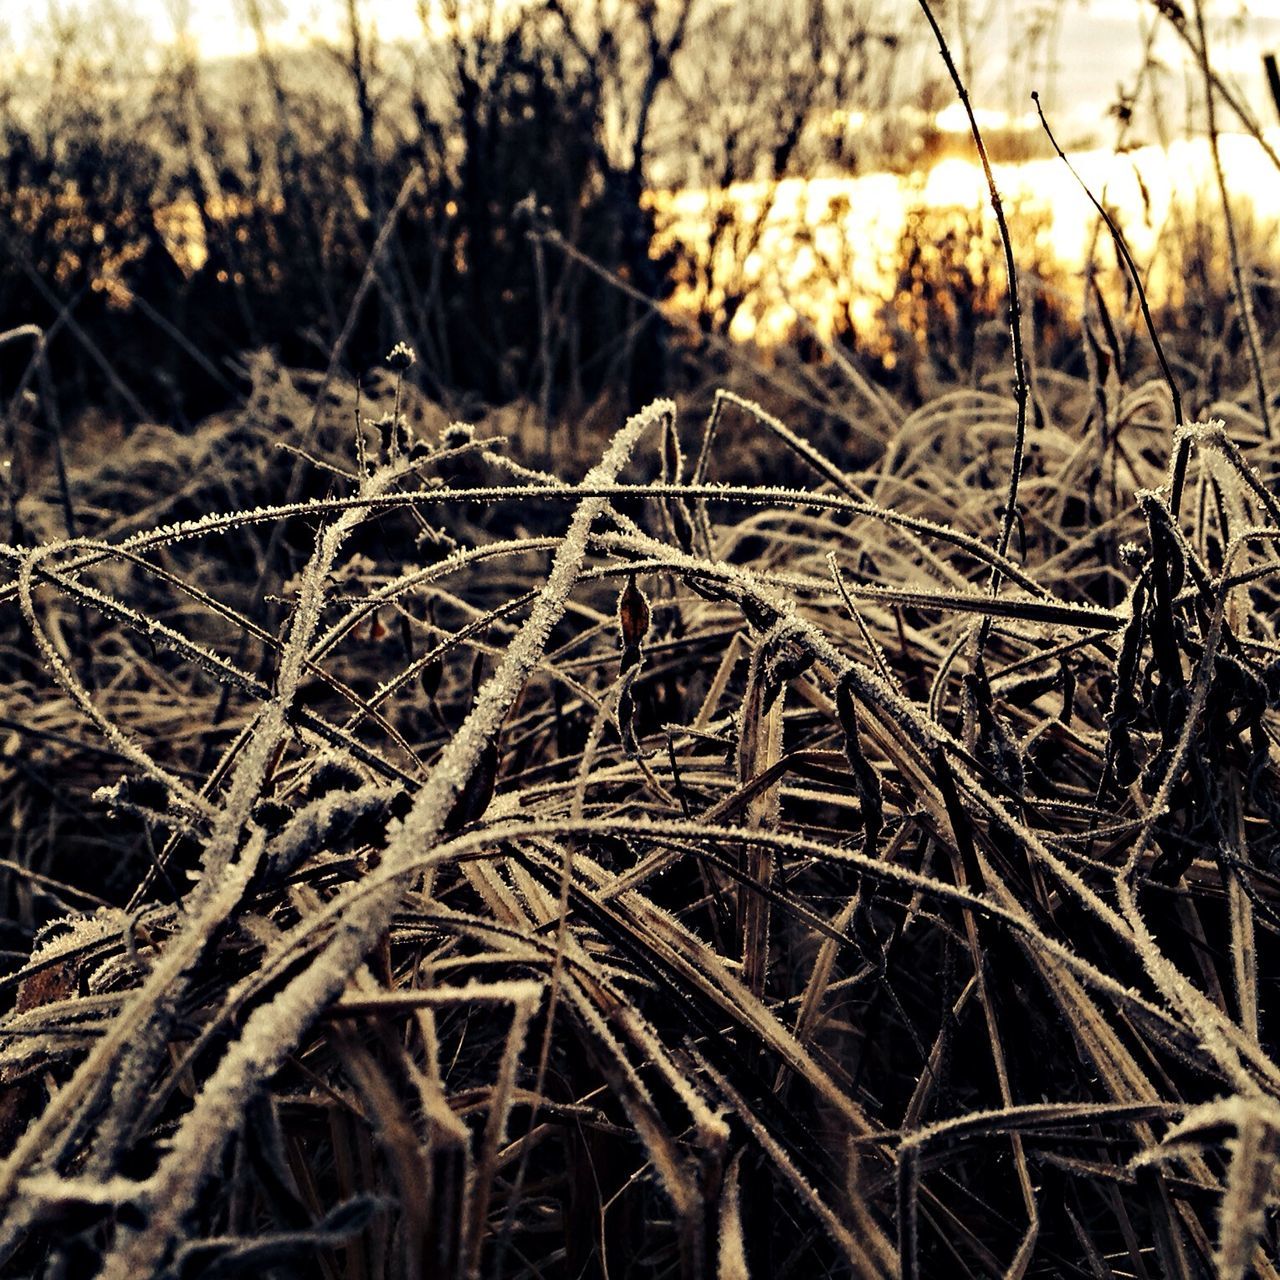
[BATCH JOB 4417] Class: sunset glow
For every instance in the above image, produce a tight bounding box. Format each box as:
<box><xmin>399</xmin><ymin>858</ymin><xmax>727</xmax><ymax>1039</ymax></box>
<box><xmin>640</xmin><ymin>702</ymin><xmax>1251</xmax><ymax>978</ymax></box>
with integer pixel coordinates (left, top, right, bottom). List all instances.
<box><xmin>651</xmin><ymin>130</ymin><xmax>1280</xmax><ymax>345</ymax></box>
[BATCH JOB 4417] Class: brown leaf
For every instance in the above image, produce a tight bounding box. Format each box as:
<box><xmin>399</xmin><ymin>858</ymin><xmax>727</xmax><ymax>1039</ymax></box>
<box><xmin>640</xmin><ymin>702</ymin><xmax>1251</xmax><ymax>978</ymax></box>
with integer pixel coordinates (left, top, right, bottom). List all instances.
<box><xmin>619</xmin><ymin>574</ymin><xmax>651</xmax><ymax>654</ymax></box>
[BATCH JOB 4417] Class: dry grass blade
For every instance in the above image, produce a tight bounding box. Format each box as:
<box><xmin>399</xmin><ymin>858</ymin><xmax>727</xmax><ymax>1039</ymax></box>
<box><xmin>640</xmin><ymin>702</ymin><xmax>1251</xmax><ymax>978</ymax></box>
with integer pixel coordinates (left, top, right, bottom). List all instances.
<box><xmin>1132</xmin><ymin>1096</ymin><xmax>1280</xmax><ymax>1280</ymax></box>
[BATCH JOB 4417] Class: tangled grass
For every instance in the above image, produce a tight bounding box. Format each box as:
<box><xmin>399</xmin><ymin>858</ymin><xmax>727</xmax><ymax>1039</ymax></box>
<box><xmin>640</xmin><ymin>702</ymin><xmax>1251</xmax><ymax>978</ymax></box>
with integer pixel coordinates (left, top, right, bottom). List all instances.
<box><xmin>3</xmin><ymin>342</ymin><xmax>1280</xmax><ymax>1279</ymax></box>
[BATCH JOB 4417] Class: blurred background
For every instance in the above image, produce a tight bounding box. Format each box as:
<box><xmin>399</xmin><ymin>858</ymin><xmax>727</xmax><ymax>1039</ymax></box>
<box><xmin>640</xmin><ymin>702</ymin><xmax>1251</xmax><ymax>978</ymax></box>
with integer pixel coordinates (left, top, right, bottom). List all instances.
<box><xmin>3</xmin><ymin>0</ymin><xmax>1280</xmax><ymax>453</ymax></box>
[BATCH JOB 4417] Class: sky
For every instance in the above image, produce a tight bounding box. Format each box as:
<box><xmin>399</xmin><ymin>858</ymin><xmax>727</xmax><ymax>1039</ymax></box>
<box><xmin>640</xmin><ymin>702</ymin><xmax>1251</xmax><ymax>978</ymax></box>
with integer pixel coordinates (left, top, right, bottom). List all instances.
<box><xmin>5</xmin><ymin>0</ymin><xmax>435</xmax><ymax>60</ymax></box>
<box><xmin>7</xmin><ymin>0</ymin><xmax>1280</xmax><ymax>142</ymax></box>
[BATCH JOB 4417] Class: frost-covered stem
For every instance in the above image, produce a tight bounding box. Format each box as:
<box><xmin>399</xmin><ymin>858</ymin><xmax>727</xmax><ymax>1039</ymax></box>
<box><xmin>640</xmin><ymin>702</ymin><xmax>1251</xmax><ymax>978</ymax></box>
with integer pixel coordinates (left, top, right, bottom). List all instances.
<box><xmin>15</xmin><ymin>544</ymin><xmax>208</xmax><ymax>817</ymax></box>
<box><xmin>95</xmin><ymin>401</ymin><xmax>672</xmax><ymax>1280</ymax></box>
<box><xmin>1</xmin><ymin>478</ymin><xmax>1050</xmax><ymax>609</ymax></box>
<box><xmin>0</xmin><ymin>324</ymin><xmax>41</xmax><ymax>347</ymax></box>
<box><xmin>710</xmin><ymin>390</ymin><xmax>955</xmax><ymax>586</ymax></box>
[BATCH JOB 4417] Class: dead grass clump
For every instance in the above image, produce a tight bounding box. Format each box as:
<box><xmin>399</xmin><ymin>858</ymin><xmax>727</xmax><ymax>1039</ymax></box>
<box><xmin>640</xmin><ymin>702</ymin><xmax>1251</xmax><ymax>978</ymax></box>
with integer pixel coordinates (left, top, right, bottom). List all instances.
<box><xmin>3</xmin><ymin>343</ymin><xmax>1280</xmax><ymax>1277</ymax></box>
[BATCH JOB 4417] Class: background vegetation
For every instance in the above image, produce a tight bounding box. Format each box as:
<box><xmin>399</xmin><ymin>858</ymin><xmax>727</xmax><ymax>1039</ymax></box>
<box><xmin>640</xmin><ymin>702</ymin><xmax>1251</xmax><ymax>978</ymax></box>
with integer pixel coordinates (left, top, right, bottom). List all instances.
<box><xmin>0</xmin><ymin>0</ymin><xmax>938</xmax><ymax>430</ymax></box>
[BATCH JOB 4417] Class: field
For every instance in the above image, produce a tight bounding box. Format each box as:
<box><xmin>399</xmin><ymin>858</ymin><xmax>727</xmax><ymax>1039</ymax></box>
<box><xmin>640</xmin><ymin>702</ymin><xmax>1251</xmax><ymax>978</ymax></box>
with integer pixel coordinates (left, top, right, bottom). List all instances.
<box><xmin>6</xmin><ymin>2</ymin><xmax>1280</xmax><ymax>1278</ymax></box>
<box><xmin>3</xmin><ymin>311</ymin><xmax>1280</xmax><ymax>1276</ymax></box>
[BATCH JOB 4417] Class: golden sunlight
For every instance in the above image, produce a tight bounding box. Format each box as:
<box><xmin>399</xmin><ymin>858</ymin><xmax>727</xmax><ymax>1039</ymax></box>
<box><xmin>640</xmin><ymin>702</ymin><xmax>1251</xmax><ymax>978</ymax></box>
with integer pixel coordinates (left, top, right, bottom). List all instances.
<box><xmin>651</xmin><ymin>129</ymin><xmax>1280</xmax><ymax>346</ymax></box>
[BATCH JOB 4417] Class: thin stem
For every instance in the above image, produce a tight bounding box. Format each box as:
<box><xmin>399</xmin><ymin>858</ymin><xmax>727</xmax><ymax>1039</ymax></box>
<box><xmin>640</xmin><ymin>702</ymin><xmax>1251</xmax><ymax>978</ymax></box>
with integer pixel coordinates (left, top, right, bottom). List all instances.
<box><xmin>914</xmin><ymin>0</ymin><xmax>1030</xmax><ymax>588</ymax></box>
<box><xmin>1032</xmin><ymin>93</ymin><xmax>1188</xmax><ymax>514</ymax></box>
<box><xmin>1192</xmin><ymin>0</ymin><xmax>1272</xmax><ymax>440</ymax></box>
